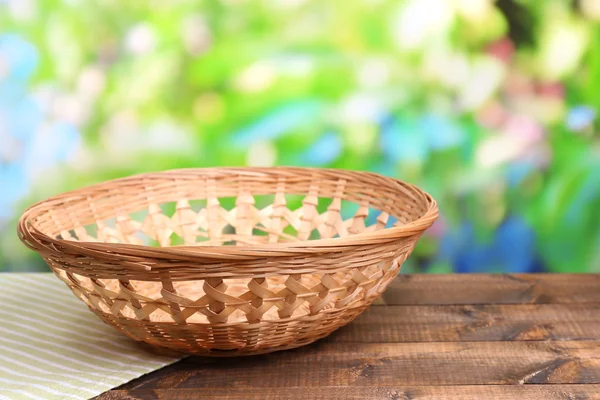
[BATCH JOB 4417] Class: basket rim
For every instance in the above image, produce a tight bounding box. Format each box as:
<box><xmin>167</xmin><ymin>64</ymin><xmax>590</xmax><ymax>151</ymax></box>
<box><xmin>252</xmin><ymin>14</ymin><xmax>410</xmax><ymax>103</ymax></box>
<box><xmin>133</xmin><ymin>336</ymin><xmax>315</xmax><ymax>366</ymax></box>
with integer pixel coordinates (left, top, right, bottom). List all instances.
<box><xmin>18</xmin><ymin>167</ymin><xmax>439</xmax><ymax>262</ymax></box>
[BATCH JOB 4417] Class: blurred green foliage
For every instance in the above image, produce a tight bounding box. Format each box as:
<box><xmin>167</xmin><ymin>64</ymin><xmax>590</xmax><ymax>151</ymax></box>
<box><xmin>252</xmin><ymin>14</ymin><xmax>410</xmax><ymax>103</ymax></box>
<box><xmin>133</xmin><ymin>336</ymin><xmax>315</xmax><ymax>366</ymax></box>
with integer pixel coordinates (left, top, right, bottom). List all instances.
<box><xmin>1</xmin><ymin>0</ymin><xmax>599</xmax><ymax>273</ymax></box>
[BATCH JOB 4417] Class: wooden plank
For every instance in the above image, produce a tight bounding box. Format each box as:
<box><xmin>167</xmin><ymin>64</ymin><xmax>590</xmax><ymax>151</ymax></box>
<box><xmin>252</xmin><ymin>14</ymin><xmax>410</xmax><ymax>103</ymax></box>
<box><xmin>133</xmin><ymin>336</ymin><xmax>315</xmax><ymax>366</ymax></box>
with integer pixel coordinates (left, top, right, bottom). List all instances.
<box><xmin>100</xmin><ymin>385</ymin><xmax>600</xmax><ymax>400</ymax></box>
<box><xmin>116</xmin><ymin>341</ymin><xmax>600</xmax><ymax>389</ymax></box>
<box><xmin>331</xmin><ymin>303</ymin><xmax>600</xmax><ymax>342</ymax></box>
<box><xmin>381</xmin><ymin>274</ymin><xmax>600</xmax><ymax>305</ymax></box>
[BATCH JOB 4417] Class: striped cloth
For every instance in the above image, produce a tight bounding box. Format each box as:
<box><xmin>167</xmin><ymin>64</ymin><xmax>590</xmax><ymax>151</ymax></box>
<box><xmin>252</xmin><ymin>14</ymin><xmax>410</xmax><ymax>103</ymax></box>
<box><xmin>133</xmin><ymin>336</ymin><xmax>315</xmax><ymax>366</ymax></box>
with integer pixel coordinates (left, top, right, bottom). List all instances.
<box><xmin>0</xmin><ymin>273</ymin><xmax>182</xmax><ymax>400</ymax></box>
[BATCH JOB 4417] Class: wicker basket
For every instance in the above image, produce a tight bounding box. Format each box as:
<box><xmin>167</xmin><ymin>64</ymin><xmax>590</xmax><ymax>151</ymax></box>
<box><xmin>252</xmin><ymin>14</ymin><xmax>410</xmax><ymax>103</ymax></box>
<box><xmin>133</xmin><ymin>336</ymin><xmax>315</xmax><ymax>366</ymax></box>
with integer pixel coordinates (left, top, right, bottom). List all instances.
<box><xmin>18</xmin><ymin>167</ymin><xmax>438</xmax><ymax>356</ymax></box>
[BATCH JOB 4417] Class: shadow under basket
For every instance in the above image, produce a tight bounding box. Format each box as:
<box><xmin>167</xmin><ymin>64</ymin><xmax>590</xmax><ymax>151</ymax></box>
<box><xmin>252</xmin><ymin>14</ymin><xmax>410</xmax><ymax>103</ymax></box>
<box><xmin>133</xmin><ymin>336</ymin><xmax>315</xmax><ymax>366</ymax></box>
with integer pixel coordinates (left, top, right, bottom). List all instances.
<box><xmin>18</xmin><ymin>167</ymin><xmax>438</xmax><ymax>356</ymax></box>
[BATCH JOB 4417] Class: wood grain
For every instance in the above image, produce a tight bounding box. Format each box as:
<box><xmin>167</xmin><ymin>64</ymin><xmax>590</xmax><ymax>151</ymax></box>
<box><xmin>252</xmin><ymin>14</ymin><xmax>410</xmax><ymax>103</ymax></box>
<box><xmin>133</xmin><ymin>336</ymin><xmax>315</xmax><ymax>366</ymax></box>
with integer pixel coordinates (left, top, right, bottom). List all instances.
<box><xmin>331</xmin><ymin>303</ymin><xmax>600</xmax><ymax>342</ymax></box>
<box><xmin>100</xmin><ymin>385</ymin><xmax>600</xmax><ymax>400</ymax></box>
<box><xmin>116</xmin><ymin>341</ymin><xmax>600</xmax><ymax>389</ymax></box>
<box><xmin>381</xmin><ymin>274</ymin><xmax>600</xmax><ymax>305</ymax></box>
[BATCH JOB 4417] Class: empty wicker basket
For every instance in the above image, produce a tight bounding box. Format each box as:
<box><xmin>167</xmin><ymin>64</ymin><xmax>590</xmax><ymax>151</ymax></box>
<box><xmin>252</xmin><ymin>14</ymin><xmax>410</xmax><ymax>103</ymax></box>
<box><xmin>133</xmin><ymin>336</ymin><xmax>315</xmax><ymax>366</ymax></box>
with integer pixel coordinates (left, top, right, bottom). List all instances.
<box><xmin>18</xmin><ymin>167</ymin><xmax>438</xmax><ymax>356</ymax></box>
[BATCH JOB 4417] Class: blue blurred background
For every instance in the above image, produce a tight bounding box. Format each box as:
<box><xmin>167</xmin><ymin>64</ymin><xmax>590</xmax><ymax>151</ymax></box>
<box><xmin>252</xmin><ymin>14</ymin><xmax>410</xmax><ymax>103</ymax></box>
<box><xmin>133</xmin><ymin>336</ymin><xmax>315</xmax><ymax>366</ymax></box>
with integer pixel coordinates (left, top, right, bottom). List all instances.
<box><xmin>1</xmin><ymin>0</ymin><xmax>599</xmax><ymax>273</ymax></box>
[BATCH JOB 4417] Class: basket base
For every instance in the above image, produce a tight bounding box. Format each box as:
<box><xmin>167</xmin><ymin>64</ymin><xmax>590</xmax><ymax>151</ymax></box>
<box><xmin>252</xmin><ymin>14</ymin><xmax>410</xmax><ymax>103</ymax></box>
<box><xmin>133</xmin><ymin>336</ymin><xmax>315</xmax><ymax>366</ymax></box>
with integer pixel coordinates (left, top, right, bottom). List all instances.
<box><xmin>136</xmin><ymin>332</ymin><xmax>328</xmax><ymax>357</ymax></box>
<box><xmin>91</xmin><ymin>303</ymin><xmax>370</xmax><ymax>357</ymax></box>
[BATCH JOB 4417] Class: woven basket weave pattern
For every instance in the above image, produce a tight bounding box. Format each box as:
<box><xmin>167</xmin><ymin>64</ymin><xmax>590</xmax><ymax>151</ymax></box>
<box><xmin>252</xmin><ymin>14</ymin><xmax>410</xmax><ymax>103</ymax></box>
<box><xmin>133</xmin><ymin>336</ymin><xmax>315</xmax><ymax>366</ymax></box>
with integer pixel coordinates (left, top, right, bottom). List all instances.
<box><xmin>18</xmin><ymin>168</ymin><xmax>438</xmax><ymax>356</ymax></box>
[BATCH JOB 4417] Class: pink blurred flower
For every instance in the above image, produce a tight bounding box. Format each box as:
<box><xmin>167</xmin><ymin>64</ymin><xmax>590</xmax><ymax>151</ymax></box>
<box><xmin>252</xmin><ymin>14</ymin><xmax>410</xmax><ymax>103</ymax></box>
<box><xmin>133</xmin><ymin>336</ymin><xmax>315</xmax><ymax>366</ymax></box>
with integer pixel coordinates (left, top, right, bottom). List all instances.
<box><xmin>486</xmin><ymin>38</ymin><xmax>515</xmax><ymax>63</ymax></box>
<box><xmin>426</xmin><ymin>216</ymin><xmax>448</xmax><ymax>238</ymax></box>
<box><xmin>537</xmin><ymin>81</ymin><xmax>565</xmax><ymax>99</ymax></box>
<box><xmin>503</xmin><ymin>114</ymin><xmax>544</xmax><ymax>143</ymax></box>
<box><xmin>476</xmin><ymin>101</ymin><xmax>507</xmax><ymax>129</ymax></box>
<box><xmin>504</xmin><ymin>72</ymin><xmax>534</xmax><ymax>96</ymax></box>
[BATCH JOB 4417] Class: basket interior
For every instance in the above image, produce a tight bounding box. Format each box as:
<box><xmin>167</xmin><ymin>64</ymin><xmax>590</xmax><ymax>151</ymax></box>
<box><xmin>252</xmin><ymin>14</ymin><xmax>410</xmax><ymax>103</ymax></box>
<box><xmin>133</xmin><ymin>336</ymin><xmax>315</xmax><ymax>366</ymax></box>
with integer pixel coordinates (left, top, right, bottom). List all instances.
<box><xmin>57</xmin><ymin>195</ymin><xmax>403</xmax><ymax>247</ymax></box>
<box><xmin>31</xmin><ymin>170</ymin><xmax>431</xmax><ymax>248</ymax></box>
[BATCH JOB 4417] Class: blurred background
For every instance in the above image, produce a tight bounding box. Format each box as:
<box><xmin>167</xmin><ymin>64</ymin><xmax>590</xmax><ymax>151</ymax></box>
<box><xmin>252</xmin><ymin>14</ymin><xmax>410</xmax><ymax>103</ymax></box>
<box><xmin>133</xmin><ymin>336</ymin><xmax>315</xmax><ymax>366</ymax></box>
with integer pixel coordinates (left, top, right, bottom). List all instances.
<box><xmin>1</xmin><ymin>0</ymin><xmax>599</xmax><ymax>273</ymax></box>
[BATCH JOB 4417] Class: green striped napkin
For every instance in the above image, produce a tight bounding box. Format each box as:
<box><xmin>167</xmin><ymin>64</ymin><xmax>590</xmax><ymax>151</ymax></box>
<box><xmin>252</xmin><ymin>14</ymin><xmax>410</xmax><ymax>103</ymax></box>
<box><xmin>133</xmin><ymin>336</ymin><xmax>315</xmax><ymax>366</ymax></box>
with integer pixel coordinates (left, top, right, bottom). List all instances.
<box><xmin>0</xmin><ymin>273</ymin><xmax>182</xmax><ymax>400</ymax></box>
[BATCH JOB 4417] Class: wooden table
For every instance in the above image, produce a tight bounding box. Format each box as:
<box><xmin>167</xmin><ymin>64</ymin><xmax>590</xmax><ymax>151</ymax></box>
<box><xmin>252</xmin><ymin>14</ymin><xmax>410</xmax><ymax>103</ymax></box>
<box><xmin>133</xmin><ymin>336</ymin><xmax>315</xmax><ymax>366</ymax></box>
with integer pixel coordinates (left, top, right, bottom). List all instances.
<box><xmin>100</xmin><ymin>274</ymin><xmax>600</xmax><ymax>399</ymax></box>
